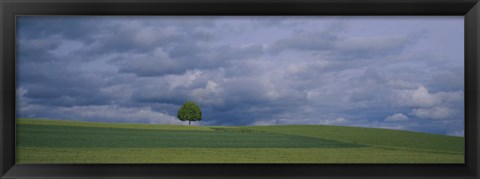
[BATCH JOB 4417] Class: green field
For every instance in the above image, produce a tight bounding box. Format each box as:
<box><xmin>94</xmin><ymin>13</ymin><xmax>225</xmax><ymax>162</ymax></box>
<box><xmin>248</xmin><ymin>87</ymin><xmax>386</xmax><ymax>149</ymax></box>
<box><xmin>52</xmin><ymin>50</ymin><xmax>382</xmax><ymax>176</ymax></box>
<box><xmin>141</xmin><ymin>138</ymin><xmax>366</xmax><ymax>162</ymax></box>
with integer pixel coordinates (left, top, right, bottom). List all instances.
<box><xmin>16</xmin><ymin>118</ymin><xmax>464</xmax><ymax>163</ymax></box>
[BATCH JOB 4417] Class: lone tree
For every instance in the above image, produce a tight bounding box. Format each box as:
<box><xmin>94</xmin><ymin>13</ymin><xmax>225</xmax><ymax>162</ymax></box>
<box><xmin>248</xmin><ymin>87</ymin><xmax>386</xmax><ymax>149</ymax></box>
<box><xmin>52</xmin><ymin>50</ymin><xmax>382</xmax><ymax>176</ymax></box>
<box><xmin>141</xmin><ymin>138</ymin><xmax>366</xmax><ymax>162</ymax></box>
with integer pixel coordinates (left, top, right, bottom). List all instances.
<box><xmin>177</xmin><ymin>101</ymin><xmax>202</xmax><ymax>126</ymax></box>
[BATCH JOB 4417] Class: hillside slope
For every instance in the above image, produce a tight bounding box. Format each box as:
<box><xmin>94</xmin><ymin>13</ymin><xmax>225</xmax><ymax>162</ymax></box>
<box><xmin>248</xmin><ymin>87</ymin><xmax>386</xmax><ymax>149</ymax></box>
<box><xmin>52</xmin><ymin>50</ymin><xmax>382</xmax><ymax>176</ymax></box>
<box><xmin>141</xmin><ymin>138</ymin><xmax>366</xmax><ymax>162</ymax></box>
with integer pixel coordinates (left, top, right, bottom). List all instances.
<box><xmin>16</xmin><ymin>118</ymin><xmax>464</xmax><ymax>163</ymax></box>
<box><xmin>247</xmin><ymin>125</ymin><xmax>464</xmax><ymax>153</ymax></box>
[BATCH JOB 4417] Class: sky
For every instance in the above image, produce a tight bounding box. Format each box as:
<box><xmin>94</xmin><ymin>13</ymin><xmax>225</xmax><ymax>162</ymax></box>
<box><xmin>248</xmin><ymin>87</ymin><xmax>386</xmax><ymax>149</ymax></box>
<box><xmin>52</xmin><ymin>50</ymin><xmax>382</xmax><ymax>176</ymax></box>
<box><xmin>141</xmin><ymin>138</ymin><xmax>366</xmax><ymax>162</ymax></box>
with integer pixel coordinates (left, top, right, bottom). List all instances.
<box><xmin>16</xmin><ymin>16</ymin><xmax>464</xmax><ymax>136</ymax></box>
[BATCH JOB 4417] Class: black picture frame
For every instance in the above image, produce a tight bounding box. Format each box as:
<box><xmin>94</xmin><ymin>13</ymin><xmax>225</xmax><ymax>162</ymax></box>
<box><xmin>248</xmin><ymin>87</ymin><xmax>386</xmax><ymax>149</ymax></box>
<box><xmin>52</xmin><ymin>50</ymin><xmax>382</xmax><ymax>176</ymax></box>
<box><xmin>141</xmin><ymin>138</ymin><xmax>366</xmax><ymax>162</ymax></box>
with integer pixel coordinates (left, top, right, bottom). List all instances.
<box><xmin>1</xmin><ymin>0</ymin><xmax>479</xmax><ymax>178</ymax></box>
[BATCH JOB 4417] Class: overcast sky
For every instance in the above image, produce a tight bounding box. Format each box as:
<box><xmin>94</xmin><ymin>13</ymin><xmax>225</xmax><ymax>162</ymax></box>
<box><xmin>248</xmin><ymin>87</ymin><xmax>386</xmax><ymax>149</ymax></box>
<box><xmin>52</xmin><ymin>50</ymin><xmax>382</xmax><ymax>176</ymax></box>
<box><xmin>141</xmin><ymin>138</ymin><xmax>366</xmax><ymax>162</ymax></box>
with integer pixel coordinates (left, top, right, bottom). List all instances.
<box><xmin>16</xmin><ymin>16</ymin><xmax>464</xmax><ymax>136</ymax></box>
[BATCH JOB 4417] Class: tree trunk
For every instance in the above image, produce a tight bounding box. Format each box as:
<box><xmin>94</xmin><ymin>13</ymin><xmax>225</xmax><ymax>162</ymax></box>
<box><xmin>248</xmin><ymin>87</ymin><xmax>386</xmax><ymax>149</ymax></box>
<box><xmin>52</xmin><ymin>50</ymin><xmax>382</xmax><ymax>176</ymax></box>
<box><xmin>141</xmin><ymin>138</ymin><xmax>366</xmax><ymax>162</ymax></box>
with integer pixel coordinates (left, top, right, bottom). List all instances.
<box><xmin>189</xmin><ymin>121</ymin><xmax>191</xmax><ymax>126</ymax></box>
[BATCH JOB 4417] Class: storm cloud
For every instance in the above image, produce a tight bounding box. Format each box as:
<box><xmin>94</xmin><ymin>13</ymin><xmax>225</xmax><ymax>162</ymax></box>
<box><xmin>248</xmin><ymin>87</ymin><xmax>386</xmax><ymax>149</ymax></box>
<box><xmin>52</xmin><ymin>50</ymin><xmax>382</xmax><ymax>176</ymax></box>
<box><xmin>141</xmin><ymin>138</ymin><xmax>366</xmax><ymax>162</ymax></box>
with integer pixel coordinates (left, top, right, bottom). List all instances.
<box><xmin>16</xmin><ymin>16</ymin><xmax>464</xmax><ymax>136</ymax></box>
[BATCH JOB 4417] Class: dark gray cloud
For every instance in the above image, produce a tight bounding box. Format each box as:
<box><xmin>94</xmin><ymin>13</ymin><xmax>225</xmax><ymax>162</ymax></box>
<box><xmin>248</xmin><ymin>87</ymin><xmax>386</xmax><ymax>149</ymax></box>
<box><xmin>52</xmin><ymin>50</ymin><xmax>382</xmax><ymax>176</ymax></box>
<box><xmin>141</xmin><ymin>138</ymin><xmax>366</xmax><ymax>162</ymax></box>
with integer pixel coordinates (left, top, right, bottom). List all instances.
<box><xmin>16</xmin><ymin>16</ymin><xmax>464</xmax><ymax>136</ymax></box>
<box><xmin>115</xmin><ymin>43</ymin><xmax>265</xmax><ymax>76</ymax></box>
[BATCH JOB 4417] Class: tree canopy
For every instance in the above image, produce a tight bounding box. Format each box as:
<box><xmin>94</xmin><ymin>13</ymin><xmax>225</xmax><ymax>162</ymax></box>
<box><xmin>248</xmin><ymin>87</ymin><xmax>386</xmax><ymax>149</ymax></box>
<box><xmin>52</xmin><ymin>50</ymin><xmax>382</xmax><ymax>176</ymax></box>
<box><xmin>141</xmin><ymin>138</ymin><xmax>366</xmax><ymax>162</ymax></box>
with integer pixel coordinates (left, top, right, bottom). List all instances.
<box><xmin>177</xmin><ymin>101</ymin><xmax>202</xmax><ymax>125</ymax></box>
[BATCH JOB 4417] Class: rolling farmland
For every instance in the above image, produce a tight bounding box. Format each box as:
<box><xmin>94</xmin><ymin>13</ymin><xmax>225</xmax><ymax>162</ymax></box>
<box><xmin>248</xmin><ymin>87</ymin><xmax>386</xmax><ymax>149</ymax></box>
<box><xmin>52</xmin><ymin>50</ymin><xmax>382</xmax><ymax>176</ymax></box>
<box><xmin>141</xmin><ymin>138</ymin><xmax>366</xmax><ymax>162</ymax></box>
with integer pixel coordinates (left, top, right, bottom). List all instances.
<box><xmin>16</xmin><ymin>118</ymin><xmax>464</xmax><ymax>163</ymax></box>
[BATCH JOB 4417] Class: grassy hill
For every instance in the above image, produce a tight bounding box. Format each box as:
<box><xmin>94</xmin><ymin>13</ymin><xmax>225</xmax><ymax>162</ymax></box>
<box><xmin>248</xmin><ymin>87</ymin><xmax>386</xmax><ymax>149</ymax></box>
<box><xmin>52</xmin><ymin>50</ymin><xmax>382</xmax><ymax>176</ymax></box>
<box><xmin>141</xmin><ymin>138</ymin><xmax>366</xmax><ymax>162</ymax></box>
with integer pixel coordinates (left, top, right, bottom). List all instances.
<box><xmin>16</xmin><ymin>118</ymin><xmax>464</xmax><ymax>163</ymax></box>
<box><xmin>247</xmin><ymin>125</ymin><xmax>464</xmax><ymax>153</ymax></box>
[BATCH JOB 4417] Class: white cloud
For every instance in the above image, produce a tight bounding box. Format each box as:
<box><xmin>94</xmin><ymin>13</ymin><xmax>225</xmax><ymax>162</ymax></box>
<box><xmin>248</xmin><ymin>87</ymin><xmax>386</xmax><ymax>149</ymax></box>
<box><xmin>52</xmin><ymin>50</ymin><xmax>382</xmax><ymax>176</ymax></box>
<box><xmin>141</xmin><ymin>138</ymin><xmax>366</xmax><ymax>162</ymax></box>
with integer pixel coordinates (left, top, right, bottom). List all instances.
<box><xmin>251</xmin><ymin>117</ymin><xmax>349</xmax><ymax>126</ymax></box>
<box><xmin>99</xmin><ymin>84</ymin><xmax>133</xmax><ymax>100</ymax></box>
<box><xmin>358</xmin><ymin>123</ymin><xmax>408</xmax><ymax>131</ymax></box>
<box><xmin>385</xmin><ymin>113</ymin><xmax>409</xmax><ymax>122</ymax></box>
<box><xmin>392</xmin><ymin>86</ymin><xmax>463</xmax><ymax>108</ymax></box>
<box><xmin>166</xmin><ymin>70</ymin><xmax>203</xmax><ymax>90</ymax></box>
<box><xmin>251</xmin><ymin>119</ymin><xmax>280</xmax><ymax>126</ymax></box>
<box><xmin>16</xmin><ymin>87</ymin><xmax>28</xmax><ymax>98</ymax></box>
<box><xmin>118</xmin><ymin>47</ymin><xmax>179</xmax><ymax>76</ymax></box>
<box><xmin>393</xmin><ymin>86</ymin><xmax>439</xmax><ymax>108</ymax></box>
<box><xmin>387</xmin><ymin>79</ymin><xmax>419</xmax><ymax>90</ymax></box>
<box><xmin>48</xmin><ymin>39</ymin><xmax>85</xmax><ymax>56</ymax></box>
<box><xmin>411</xmin><ymin>106</ymin><xmax>454</xmax><ymax>120</ymax></box>
<box><xmin>447</xmin><ymin>130</ymin><xmax>464</xmax><ymax>137</ymax></box>
<box><xmin>57</xmin><ymin>105</ymin><xmax>182</xmax><ymax>124</ymax></box>
<box><xmin>436</xmin><ymin>90</ymin><xmax>464</xmax><ymax>103</ymax></box>
<box><xmin>321</xmin><ymin>117</ymin><xmax>348</xmax><ymax>125</ymax></box>
<box><xmin>134</xmin><ymin>26</ymin><xmax>180</xmax><ymax>46</ymax></box>
<box><xmin>191</xmin><ymin>80</ymin><xmax>225</xmax><ymax>105</ymax></box>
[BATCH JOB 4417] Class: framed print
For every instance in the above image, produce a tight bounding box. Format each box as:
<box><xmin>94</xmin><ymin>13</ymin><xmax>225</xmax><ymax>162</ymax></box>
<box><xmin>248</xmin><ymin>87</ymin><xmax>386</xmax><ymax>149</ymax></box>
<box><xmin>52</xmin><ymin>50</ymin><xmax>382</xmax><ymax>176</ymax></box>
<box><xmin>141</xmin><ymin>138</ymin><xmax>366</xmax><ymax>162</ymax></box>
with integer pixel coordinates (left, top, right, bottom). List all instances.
<box><xmin>1</xmin><ymin>0</ymin><xmax>479</xmax><ymax>178</ymax></box>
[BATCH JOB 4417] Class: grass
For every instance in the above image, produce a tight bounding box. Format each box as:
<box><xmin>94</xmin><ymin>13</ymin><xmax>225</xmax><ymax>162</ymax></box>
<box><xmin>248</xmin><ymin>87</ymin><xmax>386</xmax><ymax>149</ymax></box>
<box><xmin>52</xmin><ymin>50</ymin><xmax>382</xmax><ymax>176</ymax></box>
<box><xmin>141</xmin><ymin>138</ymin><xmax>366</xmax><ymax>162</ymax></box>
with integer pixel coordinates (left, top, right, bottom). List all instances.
<box><xmin>247</xmin><ymin>125</ymin><xmax>464</xmax><ymax>153</ymax></box>
<box><xmin>17</xmin><ymin>118</ymin><xmax>212</xmax><ymax>131</ymax></box>
<box><xmin>16</xmin><ymin>118</ymin><xmax>464</xmax><ymax>163</ymax></box>
<box><xmin>17</xmin><ymin>147</ymin><xmax>463</xmax><ymax>163</ymax></box>
<box><xmin>17</xmin><ymin>124</ymin><xmax>364</xmax><ymax>148</ymax></box>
